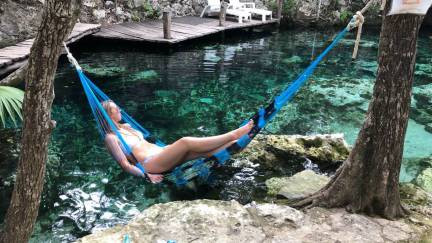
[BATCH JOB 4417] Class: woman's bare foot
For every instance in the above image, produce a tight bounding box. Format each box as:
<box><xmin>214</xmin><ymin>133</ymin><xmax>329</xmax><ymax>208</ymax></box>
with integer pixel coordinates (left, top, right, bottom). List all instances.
<box><xmin>232</xmin><ymin>120</ymin><xmax>254</xmax><ymax>139</ymax></box>
<box><xmin>146</xmin><ymin>173</ymin><xmax>164</xmax><ymax>183</ymax></box>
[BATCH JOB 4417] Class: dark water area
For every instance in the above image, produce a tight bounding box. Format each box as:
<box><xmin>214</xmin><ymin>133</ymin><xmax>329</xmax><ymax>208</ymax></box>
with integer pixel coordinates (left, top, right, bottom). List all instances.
<box><xmin>0</xmin><ymin>27</ymin><xmax>431</xmax><ymax>242</ymax></box>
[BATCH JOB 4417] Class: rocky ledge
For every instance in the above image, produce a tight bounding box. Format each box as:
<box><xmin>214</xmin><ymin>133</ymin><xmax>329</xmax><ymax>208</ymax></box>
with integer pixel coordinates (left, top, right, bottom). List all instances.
<box><xmin>77</xmin><ymin>133</ymin><xmax>432</xmax><ymax>242</ymax></box>
<box><xmin>78</xmin><ymin>196</ymin><xmax>432</xmax><ymax>242</ymax></box>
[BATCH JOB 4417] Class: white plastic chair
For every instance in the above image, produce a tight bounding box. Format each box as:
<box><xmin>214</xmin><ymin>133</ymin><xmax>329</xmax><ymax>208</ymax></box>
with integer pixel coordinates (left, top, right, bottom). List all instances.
<box><xmin>229</xmin><ymin>0</ymin><xmax>272</xmax><ymax>21</ymax></box>
<box><xmin>201</xmin><ymin>0</ymin><xmax>251</xmax><ymax>23</ymax></box>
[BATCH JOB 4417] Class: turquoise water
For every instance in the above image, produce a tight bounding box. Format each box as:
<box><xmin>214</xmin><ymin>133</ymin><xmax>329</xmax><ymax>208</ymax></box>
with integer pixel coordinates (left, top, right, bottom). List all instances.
<box><xmin>0</xmin><ymin>28</ymin><xmax>431</xmax><ymax>241</ymax></box>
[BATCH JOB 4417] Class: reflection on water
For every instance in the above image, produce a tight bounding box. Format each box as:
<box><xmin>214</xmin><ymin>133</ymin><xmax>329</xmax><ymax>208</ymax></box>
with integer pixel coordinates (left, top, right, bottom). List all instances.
<box><xmin>0</xmin><ymin>28</ymin><xmax>431</xmax><ymax>241</ymax></box>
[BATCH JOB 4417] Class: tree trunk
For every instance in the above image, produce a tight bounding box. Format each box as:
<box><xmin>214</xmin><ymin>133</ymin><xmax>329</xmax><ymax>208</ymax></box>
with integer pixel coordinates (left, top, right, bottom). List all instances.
<box><xmin>0</xmin><ymin>1</ymin><xmax>80</xmax><ymax>242</ymax></box>
<box><xmin>294</xmin><ymin>8</ymin><xmax>424</xmax><ymax>219</ymax></box>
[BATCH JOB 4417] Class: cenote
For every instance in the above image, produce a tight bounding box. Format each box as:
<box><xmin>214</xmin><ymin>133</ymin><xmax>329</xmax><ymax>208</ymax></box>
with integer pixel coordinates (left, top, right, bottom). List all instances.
<box><xmin>1</xmin><ymin>27</ymin><xmax>432</xmax><ymax>242</ymax></box>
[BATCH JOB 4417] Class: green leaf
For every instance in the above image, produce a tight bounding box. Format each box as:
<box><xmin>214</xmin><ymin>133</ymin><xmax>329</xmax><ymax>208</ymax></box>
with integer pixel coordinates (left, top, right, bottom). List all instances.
<box><xmin>0</xmin><ymin>86</ymin><xmax>24</xmax><ymax>127</ymax></box>
<box><xmin>0</xmin><ymin>97</ymin><xmax>5</xmax><ymax>126</ymax></box>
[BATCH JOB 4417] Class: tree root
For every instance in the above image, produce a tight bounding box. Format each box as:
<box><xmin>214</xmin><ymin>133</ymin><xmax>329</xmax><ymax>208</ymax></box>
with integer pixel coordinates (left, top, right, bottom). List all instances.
<box><xmin>290</xmin><ymin>192</ymin><xmax>329</xmax><ymax>210</ymax></box>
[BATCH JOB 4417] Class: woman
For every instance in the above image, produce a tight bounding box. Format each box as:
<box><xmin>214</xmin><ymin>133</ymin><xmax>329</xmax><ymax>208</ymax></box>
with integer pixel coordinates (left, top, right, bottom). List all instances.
<box><xmin>102</xmin><ymin>100</ymin><xmax>254</xmax><ymax>183</ymax></box>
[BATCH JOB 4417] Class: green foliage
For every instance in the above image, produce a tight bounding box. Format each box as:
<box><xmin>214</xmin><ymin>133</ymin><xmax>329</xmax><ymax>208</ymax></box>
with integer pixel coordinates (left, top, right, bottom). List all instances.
<box><xmin>131</xmin><ymin>13</ymin><xmax>141</xmax><ymax>22</ymax></box>
<box><xmin>140</xmin><ymin>1</ymin><xmax>160</xmax><ymax>19</ymax></box>
<box><xmin>339</xmin><ymin>10</ymin><xmax>353</xmax><ymax>23</ymax></box>
<box><xmin>0</xmin><ymin>86</ymin><xmax>24</xmax><ymax>127</ymax></box>
<box><xmin>268</xmin><ymin>0</ymin><xmax>296</xmax><ymax>18</ymax></box>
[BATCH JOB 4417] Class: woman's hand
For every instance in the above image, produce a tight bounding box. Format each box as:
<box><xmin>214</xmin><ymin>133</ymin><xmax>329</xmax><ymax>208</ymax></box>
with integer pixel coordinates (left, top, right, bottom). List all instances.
<box><xmin>146</xmin><ymin>173</ymin><xmax>164</xmax><ymax>183</ymax></box>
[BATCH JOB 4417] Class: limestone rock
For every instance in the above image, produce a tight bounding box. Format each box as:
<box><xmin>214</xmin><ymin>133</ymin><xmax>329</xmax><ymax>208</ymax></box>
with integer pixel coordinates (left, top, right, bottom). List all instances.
<box><xmin>0</xmin><ymin>0</ymin><xmax>43</xmax><ymax>48</ymax></box>
<box><xmin>286</xmin><ymin>0</ymin><xmax>381</xmax><ymax>27</ymax></box>
<box><xmin>78</xmin><ymin>200</ymin><xmax>269</xmax><ymax>242</ymax></box>
<box><xmin>78</xmin><ymin>200</ymin><xmax>425</xmax><ymax>242</ymax></box>
<box><xmin>400</xmin><ymin>182</ymin><xmax>431</xmax><ymax>206</ymax></box>
<box><xmin>416</xmin><ymin>168</ymin><xmax>432</xmax><ymax>193</ymax></box>
<box><xmin>239</xmin><ymin>134</ymin><xmax>349</xmax><ymax>173</ymax></box>
<box><xmin>83</xmin><ymin>0</ymin><xmax>97</xmax><ymax>8</ymax></box>
<box><xmin>93</xmin><ymin>9</ymin><xmax>107</xmax><ymax>20</ymax></box>
<box><xmin>105</xmin><ymin>1</ymin><xmax>115</xmax><ymax>8</ymax></box>
<box><xmin>265</xmin><ymin>170</ymin><xmax>329</xmax><ymax>201</ymax></box>
<box><xmin>412</xmin><ymin>84</ymin><xmax>432</xmax><ymax>127</ymax></box>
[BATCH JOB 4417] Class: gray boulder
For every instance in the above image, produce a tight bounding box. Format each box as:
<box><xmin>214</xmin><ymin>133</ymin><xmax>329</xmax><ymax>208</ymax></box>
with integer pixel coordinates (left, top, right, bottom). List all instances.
<box><xmin>0</xmin><ymin>0</ymin><xmax>43</xmax><ymax>48</ymax></box>
<box><xmin>238</xmin><ymin>134</ymin><xmax>349</xmax><ymax>173</ymax></box>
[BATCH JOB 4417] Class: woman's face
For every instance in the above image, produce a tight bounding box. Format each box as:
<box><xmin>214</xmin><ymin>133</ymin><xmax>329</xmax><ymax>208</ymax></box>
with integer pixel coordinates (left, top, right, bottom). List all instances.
<box><xmin>109</xmin><ymin>103</ymin><xmax>122</xmax><ymax>122</ymax></box>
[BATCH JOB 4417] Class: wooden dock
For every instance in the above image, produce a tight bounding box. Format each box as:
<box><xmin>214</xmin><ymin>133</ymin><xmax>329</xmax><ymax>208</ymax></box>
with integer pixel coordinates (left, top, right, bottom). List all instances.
<box><xmin>93</xmin><ymin>16</ymin><xmax>278</xmax><ymax>44</ymax></box>
<box><xmin>0</xmin><ymin>23</ymin><xmax>100</xmax><ymax>77</ymax></box>
<box><xmin>1</xmin><ymin>16</ymin><xmax>277</xmax><ymax>78</ymax></box>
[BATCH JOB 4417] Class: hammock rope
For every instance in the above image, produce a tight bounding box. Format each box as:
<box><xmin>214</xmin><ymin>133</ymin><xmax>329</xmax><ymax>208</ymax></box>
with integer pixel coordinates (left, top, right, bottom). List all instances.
<box><xmin>64</xmin><ymin>8</ymin><xmax>367</xmax><ymax>185</ymax></box>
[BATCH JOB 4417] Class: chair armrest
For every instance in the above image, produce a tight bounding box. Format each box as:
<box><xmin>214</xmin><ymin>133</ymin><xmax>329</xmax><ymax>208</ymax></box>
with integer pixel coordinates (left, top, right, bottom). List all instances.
<box><xmin>229</xmin><ymin>3</ymin><xmax>246</xmax><ymax>9</ymax></box>
<box><xmin>243</xmin><ymin>2</ymin><xmax>255</xmax><ymax>9</ymax></box>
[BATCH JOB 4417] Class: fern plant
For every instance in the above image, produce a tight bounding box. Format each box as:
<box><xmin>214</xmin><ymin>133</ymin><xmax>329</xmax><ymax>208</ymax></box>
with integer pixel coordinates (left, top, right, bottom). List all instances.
<box><xmin>0</xmin><ymin>86</ymin><xmax>24</xmax><ymax>127</ymax></box>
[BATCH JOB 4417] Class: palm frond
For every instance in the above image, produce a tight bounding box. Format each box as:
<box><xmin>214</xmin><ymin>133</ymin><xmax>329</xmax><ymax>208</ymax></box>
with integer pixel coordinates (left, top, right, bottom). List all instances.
<box><xmin>0</xmin><ymin>86</ymin><xmax>24</xmax><ymax>127</ymax></box>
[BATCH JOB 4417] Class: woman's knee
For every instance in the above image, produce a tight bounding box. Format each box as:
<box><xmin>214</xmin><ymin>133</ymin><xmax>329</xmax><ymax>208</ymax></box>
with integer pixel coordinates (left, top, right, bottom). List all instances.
<box><xmin>178</xmin><ymin>136</ymin><xmax>193</xmax><ymax>148</ymax></box>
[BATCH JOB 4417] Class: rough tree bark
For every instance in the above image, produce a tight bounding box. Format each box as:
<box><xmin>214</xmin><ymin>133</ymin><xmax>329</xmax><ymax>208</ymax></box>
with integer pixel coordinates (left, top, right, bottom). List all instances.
<box><xmin>0</xmin><ymin>1</ymin><xmax>81</xmax><ymax>242</ymax></box>
<box><xmin>294</xmin><ymin>5</ymin><xmax>424</xmax><ymax>219</ymax></box>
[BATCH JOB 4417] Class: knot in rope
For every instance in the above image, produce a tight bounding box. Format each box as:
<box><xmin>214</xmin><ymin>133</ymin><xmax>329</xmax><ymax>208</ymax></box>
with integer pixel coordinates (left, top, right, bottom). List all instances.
<box><xmin>354</xmin><ymin>11</ymin><xmax>365</xmax><ymax>27</ymax></box>
<box><xmin>347</xmin><ymin>11</ymin><xmax>364</xmax><ymax>31</ymax></box>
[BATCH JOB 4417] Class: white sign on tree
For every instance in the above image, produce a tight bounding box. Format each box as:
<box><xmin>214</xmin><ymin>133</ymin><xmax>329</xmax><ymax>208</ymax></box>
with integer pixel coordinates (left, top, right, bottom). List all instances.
<box><xmin>388</xmin><ymin>0</ymin><xmax>432</xmax><ymax>15</ymax></box>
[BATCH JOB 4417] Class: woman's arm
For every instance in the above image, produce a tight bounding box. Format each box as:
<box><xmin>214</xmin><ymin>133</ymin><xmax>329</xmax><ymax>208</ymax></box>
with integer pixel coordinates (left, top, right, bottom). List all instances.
<box><xmin>104</xmin><ymin>134</ymin><xmax>144</xmax><ymax>177</ymax></box>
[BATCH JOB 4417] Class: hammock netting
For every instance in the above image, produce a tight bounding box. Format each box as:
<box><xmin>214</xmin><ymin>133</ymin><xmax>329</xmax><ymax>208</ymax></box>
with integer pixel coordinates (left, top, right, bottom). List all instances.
<box><xmin>66</xmin><ymin>26</ymin><xmax>349</xmax><ymax>185</ymax></box>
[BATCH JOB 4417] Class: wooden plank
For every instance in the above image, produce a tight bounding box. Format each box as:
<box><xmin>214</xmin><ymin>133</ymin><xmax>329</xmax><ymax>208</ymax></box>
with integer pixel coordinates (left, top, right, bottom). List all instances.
<box><xmin>105</xmin><ymin>25</ymin><xmax>164</xmax><ymax>40</ymax></box>
<box><xmin>170</xmin><ymin>21</ymin><xmax>220</xmax><ymax>32</ymax></box>
<box><xmin>0</xmin><ymin>53</ymin><xmax>28</xmax><ymax>58</ymax></box>
<box><xmin>126</xmin><ymin>22</ymin><xmax>192</xmax><ymax>39</ymax></box>
<box><xmin>0</xmin><ymin>58</ymin><xmax>13</xmax><ymax>67</ymax></box>
<box><xmin>94</xmin><ymin>27</ymin><xmax>172</xmax><ymax>43</ymax></box>
<box><xmin>170</xmin><ymin>22</ymin><xmax>217</xmax><ymax>35</ymax></box>
<box><xmin>0</xmin><ymin>47</ymin><xmax>30</xmax><ymax>53</ymax></box>
<box><xmin>96</xmin><ymin>28</ymin><xmax>142</xmax><ymax>41</ymax></box>
<box><xmin>0</xmin><ymin>23</ymin><xmax>101</xmax><ymax>76</ymax></box>
<box><xmin>133</xmin><ymin>22</ymin><xmax>198</xmax><ymax>37</ymax></box>
<box><xmin>177</xmin><ymin>19</ymin><xmax>221</xmax><ymax>29</ymax></box>
<box><xmin>115</xmin><ymin>23</ymin><xmax>164</xmax><ymax>37</ymax></box>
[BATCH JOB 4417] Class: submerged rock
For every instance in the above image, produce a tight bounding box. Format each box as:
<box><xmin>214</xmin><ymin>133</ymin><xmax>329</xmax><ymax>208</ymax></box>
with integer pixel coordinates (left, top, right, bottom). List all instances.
<box><xmin>426</xmin><ymin>123</ymin><xmax>432</xmax><ymax>133</ymax></box>
<box><xmin>265</xmin><ymin>170</ymin><xmax>329</xmax><ymax>201</ymax></box>
<box><xmin>80</xmin><ymin>64</ymin><xmax>126</xmax><ymax>77</ymax></box>
<box><xmin>412</xmin><ymin>84</ymin><xmax>432</xmax><ymax>127</ymax></box>
<box><xmin>400</xmin><ymin>183</ymin><xmax>431</xmax><ymax>206</ymax></box>
<box><xmin>282</xmin><ymin>55</ymin><xmax>303</xmax><ymax>64</ymax></box>
<box><xmin>239</xmin><ymin>134</ymin><xmax>349</xmax><ymax>173</ymax></box>
<box><xmin>416</xmin><ymin>168</ymin><xmax>432</xmax><ymax>193</ymax></box>
<box><xmin>78</xmin><ymin>199</ymin><xmax>428</xmax><ymax>242</ymax></box>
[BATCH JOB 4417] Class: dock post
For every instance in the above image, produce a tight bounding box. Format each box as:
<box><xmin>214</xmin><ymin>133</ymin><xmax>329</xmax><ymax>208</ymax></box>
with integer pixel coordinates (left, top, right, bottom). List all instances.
<box><xmin>277</xmin><ymin>0</ymin><xmax>283</xmax><ymax>23</ymax></box>
<box><xmin>219</xmin><ymin>2</ymin><xmax>227</xmax><ymax>27</ymax></box>
<box><xmin>163</xmin><ymin>10</ymin><xmax>172</xmax><ymax>39</ymax></box>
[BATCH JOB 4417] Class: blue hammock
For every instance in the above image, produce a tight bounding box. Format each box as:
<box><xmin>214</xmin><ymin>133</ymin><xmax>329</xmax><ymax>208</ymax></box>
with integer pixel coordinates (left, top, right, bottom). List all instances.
<box><xmin>65</xmin><ymin>25</ymin><xmax>350</xmax><ymax>185</ymax></box>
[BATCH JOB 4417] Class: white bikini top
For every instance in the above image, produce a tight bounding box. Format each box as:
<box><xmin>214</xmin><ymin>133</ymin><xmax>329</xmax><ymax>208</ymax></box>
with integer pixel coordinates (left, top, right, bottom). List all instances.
<box><xmin>118</xmin><ymin>127</ymin><xmax>145</xmax><ymax>149</ymax></box>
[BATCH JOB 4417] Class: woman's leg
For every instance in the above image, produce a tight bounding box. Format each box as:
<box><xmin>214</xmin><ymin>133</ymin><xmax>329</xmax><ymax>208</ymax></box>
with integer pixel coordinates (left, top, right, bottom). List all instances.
<box><xmin>179</xmin><ymin>120</ymin><xmax>253</xmax><ymax>153</ymax></box>
<box><xmin>180</xmin><ymin>140</ymin><xmax>238</xmax><ymax>162</ymax></box>
<box><xmin>144</xmin><ymin>121</ymin><xmax>253</xmax><ymax>173</ymax></box>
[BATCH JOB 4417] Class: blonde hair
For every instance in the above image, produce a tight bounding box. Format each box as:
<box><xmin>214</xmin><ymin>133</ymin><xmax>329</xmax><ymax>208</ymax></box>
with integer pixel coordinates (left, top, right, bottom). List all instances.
<box><xmin>100</xmin><ymin>100</ymin><xmax>139</xmax><ymax>136</ymax></box>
